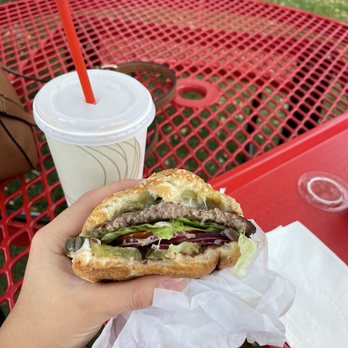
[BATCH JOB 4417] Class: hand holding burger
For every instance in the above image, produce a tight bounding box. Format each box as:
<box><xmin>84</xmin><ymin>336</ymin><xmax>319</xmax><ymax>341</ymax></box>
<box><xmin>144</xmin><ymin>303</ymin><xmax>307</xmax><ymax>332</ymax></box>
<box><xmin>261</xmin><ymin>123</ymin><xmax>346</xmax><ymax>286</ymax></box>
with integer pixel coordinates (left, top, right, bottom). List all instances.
<box><xmin>0</xmin><ymin>169</ymin><xmax>257</xmax><ymax>348</ymax></box>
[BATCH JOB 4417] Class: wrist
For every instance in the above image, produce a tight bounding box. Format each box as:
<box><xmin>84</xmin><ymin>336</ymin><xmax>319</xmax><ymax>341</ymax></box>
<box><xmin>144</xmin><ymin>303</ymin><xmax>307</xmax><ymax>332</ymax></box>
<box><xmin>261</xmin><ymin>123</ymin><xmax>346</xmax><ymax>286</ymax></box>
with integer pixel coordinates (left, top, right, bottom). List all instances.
<box><xmin>0</xmin><ymin>311</ymin><xmax>54</xmax><ymax>348</ymax></box>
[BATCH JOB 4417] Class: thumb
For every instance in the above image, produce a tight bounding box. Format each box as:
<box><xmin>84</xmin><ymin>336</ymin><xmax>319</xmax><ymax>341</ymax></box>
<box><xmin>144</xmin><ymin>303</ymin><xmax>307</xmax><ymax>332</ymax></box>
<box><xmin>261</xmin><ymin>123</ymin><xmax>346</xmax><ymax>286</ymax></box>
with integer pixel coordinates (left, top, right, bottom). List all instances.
<box><xmin>94</xmin><ymin>276</ymin><xmax>188</xmax><ymax>318</ymax></box>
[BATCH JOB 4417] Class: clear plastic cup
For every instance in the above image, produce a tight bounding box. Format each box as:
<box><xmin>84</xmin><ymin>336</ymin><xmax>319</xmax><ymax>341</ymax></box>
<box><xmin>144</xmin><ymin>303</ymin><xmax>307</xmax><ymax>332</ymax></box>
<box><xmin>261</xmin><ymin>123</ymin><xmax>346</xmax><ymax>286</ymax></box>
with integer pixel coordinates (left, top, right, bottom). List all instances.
<box><xmin>33</xmin><ymin>69</ymin><xmax>155</xmax><ymax>205</ymax></box>
<box><xmin>298</xmin><ymin>172</ymin><xmax>348</xmax><ymax>212</ymax></box>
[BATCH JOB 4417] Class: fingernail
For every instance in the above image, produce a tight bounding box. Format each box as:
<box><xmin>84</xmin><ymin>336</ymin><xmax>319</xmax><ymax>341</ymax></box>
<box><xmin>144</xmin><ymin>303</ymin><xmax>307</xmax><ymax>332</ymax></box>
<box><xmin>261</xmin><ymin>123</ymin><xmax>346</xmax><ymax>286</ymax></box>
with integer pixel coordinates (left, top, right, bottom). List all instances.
<box><xmin>159</xmin><ymin>278</ymin><xmax>189</xmax><ymax>291</ymax></box>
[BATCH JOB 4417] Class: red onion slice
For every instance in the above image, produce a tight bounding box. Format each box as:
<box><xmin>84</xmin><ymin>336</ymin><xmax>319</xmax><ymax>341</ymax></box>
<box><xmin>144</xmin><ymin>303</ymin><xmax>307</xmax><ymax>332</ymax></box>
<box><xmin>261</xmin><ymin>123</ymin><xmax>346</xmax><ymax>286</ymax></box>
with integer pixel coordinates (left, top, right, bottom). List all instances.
<box><xmin>118</xmin><ymin>231</ymin><xmax>234</xmax><ymax>248</ymax></box>
<box><xmin>158</xmin><ymin>238</ymin><xmax>227</xmax><ymax>249</ymax></box>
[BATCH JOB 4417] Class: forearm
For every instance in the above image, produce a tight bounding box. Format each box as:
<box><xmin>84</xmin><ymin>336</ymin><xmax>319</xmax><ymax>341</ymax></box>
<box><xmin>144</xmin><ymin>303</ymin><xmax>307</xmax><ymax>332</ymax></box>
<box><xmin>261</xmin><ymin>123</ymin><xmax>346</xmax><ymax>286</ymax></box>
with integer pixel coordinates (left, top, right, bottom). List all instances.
<box><xmin>0</xmin><ymin>312</ymin><xmax>38</xmax><ymax>348</ymax></box>
<box><xmin>0</xmin><ymin>308</ymin><xmax>98</xmax><ymax>348</ymax></box>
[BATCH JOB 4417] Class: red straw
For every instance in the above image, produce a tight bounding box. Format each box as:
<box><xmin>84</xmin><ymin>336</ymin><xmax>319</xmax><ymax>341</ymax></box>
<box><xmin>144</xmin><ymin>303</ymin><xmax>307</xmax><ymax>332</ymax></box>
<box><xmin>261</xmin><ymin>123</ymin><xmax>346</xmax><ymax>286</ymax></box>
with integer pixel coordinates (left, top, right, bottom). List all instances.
<box><xmin>55</xmin><ymin>0</ymin><xmax>96</xmax><ymax>104</ymax></box>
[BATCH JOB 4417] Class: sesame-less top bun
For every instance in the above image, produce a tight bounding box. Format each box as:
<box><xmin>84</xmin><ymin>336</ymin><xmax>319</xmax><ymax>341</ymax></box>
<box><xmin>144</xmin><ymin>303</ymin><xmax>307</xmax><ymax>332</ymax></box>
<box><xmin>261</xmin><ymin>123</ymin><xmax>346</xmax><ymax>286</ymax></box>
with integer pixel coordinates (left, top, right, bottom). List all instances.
<box><xmin>81</xmin><ymin>169</ymin><xmax>242</xmax><ymax>236</ymax></box>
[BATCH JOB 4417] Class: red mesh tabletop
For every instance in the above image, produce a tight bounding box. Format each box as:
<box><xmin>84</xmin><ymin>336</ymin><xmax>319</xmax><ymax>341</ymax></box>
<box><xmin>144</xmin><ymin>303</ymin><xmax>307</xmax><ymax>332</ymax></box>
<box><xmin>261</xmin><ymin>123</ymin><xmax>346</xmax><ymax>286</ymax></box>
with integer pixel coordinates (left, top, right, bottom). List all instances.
<box><xmin>1</xmin><ymin>0</ymin><xmax>348</xmax><ymax>317</ymax></box>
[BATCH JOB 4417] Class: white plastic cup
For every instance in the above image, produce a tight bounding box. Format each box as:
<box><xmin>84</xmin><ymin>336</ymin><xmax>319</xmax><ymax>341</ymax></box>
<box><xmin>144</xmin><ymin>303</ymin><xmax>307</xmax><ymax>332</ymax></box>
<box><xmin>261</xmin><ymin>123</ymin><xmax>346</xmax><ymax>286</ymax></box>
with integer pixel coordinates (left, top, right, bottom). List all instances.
<box><xmin>33</xmin><ymin>70</ymin><xmax>155</xmax><ymax>205</ymax></box>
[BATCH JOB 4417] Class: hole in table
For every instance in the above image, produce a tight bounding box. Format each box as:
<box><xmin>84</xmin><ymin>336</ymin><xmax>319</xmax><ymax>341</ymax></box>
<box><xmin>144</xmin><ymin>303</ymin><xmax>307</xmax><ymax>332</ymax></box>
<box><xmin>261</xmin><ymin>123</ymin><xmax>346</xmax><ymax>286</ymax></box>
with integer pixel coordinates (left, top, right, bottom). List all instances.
<box><xmin>5</xmin><ymin>195</ymin><xmax>24</xmax><ymax>213</ymax></box>
<box><xmin>53</xmin><ymin>201</ymin><xmax>68</xmax><ymax>217</ymax></box>
<box><xmin>30</xmin><ymin>197</ymin><xmax>48</xmax><ymax>215</ymax></box>
<box><xmin>9</xmin><ymin>211</ymin><xmax>27</xmax><ymax>225</ymax></box>
<box><xmin>175</xmin><ymin>79</ymin><xmax>219</xmax><ymax>107</ymax></box>
<box><xmin>10</xmin><ymin>234</ymin><xmax>30</xmax><ymax>253</ymax></box>
<box><xmin>14</xmin><ymin>287</ymin><xmax>21</xmax><ymax>301</ymax></box>
<box><xmin>11</xmin><ymin>253</ymin><xmax>29</xmax><ymax>283</ymax></box>
<box><xmin>0</xmin><ymin>249</ymin><xmax>5</xmax><ymax>269</ymax></box>
<box><xmin>27</xmin><ymin>181</ymin><xmax>44</xmax><ymax>199</ymax></box>
<box><xmin>0</xmin><ymin>300</ymin><xmax>10</xmax><ymax>324</ymax></box>
<box><xmin>3</xmin><ymin>179</ymin><xmax>21</xmax><ymax>197</ymax></box>
<box><xmin>180</xmin><ymin>87</ymin><xmax>206</xmax><ymax>100</ymax></box>
<box><xmin>0</xmin><ymin>274</ymin><xmax>8</xmax><ymax>296</ymax></box>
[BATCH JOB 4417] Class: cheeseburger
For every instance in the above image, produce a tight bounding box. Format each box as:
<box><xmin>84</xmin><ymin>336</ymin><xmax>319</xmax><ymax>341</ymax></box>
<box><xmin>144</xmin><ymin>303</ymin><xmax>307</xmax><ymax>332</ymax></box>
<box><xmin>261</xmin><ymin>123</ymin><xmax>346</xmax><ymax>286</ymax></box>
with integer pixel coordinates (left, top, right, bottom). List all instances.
<box><xmin>66</xmin><ymin>169</ymin><xmax>256</xmax><ymax>282</ymax></box>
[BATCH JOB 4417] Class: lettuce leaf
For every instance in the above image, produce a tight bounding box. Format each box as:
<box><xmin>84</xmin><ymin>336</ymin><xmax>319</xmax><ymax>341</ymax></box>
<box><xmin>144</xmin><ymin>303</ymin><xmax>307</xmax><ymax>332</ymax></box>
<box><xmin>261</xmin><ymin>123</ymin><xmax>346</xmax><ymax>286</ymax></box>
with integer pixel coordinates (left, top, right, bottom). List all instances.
<box><xmin>100</xmin><ymin>218</ymin><xmax>231</xmax><ymax>244</ymax></box>
<box><xmin>177</xmin><ymin>217</ymin><xmax>226</xmax><ymax>232</ymax></box>
<box><xmin>233</xmin><ymin>233</ymin><xmax>257</xmax><ymax>278</ymax></box>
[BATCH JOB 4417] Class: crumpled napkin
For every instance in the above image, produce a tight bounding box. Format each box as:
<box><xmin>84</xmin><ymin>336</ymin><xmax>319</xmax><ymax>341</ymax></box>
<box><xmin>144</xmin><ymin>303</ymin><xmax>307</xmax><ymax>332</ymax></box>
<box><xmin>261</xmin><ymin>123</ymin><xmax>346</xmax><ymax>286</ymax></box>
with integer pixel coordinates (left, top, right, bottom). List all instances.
<box><xmin>267</xmin><ymin>221</ymin><xmax>348</xmax><ymax>348</ymax></box>
<box><xmin>93</xmin><ymin>224</ymin><xmax>295</xmax><ymax>348</ymax></box>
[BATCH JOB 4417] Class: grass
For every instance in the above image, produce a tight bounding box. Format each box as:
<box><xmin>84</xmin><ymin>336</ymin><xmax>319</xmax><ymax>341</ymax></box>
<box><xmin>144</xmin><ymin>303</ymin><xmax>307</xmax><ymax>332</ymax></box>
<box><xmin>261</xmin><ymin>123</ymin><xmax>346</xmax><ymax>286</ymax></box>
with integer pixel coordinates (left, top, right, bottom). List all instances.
<box><xmin>266</xmin><ymin>0</ymin><xmax>348</xmax><ymax>23</ymax></box>
<box><xmin>0</xmin><ymin>0</ymin><xmax>347</xmax><ymax>22</ymax></box>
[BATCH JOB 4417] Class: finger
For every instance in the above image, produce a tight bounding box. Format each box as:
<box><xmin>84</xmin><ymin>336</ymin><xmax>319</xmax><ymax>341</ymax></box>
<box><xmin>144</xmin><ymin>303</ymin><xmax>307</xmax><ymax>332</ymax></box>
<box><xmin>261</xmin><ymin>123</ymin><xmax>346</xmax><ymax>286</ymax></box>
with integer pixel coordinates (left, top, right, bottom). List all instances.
<box><xmin>92</xmin><ymin>276</ymin><xmax>189</xmax><ymax>318</ymax></box>
<box><xmin>42</xmin><ymin>179</ymin><xmax>139</xmax><ymax>241</ymax></box>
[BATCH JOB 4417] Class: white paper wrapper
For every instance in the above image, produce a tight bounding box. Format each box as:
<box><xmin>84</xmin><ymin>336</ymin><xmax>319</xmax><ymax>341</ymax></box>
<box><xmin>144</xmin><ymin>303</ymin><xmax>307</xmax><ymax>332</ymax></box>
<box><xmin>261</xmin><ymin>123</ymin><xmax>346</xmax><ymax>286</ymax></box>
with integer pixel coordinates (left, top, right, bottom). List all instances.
<box><xmin>93</xmin><ymin>224</ymin><xmax>295</xmax><ymax>348</ymax></box>
<box><xmin>267</xmin><ymin>222</ymin><xmax>348</xmax><ymax>348</ymax></box>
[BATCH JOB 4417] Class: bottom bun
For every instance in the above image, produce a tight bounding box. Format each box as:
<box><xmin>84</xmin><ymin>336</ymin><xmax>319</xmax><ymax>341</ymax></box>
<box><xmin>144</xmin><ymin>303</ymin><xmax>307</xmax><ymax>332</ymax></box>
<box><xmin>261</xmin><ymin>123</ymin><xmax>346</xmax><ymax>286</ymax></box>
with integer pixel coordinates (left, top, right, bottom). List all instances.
<box><xmin>72</xmin><ymin>242</ymin><xmax>240</xmax><ymax>283</ymax></box>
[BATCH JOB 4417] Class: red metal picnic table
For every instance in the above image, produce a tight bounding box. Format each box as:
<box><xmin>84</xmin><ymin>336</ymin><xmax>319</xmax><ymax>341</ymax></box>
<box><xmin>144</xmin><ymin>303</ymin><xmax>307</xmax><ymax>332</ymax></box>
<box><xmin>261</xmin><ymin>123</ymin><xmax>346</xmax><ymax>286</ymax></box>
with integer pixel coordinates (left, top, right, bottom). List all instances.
<box><xmin>0</xmin><ymin>0</ymin><xmax>347</xmax><ymax>326</ymax></box>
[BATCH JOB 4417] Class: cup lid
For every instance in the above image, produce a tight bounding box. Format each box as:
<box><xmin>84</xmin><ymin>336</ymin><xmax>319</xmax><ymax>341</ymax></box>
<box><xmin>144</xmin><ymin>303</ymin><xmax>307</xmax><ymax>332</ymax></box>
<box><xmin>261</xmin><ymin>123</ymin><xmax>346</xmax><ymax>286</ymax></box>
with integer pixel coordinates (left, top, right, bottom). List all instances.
<box><xmin>298</xmin><ymin>172</ymin><xmax>348</xmax><ymax>212</ymax></box>
<box><xmin>33</xmin><ymin>70</ymin><xmax>155</xmax><ymax>146</ymax></box>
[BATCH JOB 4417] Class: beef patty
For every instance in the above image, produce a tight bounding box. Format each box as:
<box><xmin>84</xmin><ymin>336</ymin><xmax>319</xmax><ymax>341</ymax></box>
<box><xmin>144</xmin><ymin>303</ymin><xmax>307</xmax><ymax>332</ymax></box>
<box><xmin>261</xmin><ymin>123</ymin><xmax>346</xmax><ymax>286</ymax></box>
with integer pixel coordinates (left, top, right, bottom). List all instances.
<box><xmin>94</xmin><ymin>202</ymin><xmax>256</xmax><ymax>237</ymax></box>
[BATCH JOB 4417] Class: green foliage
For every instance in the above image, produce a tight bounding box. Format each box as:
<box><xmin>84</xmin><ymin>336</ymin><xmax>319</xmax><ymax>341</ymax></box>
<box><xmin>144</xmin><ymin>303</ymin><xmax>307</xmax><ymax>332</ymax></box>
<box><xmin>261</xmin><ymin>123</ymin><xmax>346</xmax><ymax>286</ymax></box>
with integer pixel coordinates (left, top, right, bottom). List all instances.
<box><xmin>265</xmin><ymin>0</ymin><xmax>347</xmax><ymax>22</ymax></box>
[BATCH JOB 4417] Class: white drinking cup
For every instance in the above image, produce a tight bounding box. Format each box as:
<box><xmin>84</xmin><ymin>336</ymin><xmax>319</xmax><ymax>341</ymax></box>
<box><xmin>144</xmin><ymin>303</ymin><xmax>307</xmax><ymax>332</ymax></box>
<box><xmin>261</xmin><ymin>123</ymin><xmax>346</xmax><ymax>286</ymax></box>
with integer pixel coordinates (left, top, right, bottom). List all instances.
<box><xmin>33</xmin><ymin>69</ymin><xmax>155</xmax><ymax>205</ymax></box>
